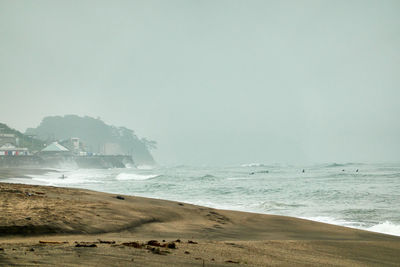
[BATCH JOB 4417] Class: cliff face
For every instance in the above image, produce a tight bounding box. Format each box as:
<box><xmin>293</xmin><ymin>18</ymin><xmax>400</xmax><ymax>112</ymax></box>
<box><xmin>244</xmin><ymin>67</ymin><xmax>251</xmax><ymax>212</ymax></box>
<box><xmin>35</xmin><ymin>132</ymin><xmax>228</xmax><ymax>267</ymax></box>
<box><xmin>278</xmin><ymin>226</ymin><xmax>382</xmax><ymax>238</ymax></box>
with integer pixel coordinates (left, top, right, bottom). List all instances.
<box><xmin>25</xmin><ymin>115</ymin><xmax>156</xmax><ymax>166</ymax></box>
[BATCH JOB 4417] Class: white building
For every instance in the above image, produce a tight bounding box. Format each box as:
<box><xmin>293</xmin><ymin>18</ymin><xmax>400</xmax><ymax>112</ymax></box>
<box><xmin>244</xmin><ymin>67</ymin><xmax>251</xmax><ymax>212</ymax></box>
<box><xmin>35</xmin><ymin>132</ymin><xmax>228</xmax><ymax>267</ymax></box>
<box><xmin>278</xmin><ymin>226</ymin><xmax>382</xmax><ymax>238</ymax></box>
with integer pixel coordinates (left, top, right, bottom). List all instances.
<box><xmin>41</xmin><ymin>142</ymin><xmax>70</xmax><ymax>153</ymax></box>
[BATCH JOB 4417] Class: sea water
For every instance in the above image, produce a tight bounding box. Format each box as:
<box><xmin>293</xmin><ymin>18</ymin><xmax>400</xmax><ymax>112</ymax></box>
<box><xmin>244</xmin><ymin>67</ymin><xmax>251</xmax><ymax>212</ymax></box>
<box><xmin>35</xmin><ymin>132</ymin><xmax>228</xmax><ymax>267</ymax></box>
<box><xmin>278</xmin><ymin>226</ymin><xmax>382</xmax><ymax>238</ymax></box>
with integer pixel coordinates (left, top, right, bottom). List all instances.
<box><xmin>4</xmin><ymin>163</ymin><xmax>400</xmax><ymax>236</ymax></box>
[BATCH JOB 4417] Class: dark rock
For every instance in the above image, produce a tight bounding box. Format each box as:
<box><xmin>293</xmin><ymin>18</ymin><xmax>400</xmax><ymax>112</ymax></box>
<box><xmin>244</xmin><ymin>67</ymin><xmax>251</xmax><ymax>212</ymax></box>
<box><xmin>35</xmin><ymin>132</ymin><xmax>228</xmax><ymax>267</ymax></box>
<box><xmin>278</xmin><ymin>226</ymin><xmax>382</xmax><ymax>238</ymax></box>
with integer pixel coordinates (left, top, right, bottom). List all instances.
<box><xmin>167</xmin><ymin>242</ymin><xmax>176</xmax><ymax>249</ymax></box>
<box><xmin>147</xmin><ymin>240</ymin><xmax>161</xmax><ymax>247</ymax></box>
<box><xmin>188</xmin><ymin>240</ymin><xmax>198</xmax><ymax>244</ymax></box>
<box><xmin>184</xmin><ymin>251</ymin><xmax>190</xmax><ymax>254</ymax></box>
<box><xmin>115</xmin><ymin>195</ymin><xmax>125</xmax><ymax>200</ymax></box>
<box><xmin>175</xmin><ymin>239</ymin><xmax>181</xmax><ymax>243</ymax></box>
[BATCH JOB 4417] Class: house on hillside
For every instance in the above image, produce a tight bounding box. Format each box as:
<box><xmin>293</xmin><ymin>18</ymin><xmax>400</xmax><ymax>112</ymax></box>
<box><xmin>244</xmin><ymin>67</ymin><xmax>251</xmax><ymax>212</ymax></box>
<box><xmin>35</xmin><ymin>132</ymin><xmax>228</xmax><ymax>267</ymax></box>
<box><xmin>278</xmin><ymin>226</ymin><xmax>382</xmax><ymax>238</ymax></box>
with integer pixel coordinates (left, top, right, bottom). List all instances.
<box><xmin>0</xmin><ymin>133</ymin><xmax>17</xmax><ymax>147</ymax></box>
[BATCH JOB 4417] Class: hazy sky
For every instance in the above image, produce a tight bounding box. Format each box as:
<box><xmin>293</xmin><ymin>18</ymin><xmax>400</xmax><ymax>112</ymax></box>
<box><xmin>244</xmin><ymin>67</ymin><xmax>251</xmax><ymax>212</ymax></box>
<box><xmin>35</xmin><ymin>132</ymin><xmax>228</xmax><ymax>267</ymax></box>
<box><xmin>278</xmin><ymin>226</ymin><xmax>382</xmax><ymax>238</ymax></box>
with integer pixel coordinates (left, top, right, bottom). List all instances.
<box><xmin>1</xmin><ymin>0</ymin><xmax>399</xmax><ymax>165</ymax></box>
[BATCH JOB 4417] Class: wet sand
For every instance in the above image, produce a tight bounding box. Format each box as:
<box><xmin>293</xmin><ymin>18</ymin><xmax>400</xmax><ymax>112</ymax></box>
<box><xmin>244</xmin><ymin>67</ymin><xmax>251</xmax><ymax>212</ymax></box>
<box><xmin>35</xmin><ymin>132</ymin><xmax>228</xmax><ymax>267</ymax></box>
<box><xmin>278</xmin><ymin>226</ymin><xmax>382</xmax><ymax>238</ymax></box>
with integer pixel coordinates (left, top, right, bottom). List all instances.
<box><xmin>0</xmin><ymin>167</ymin><xmax>57</xmax><ymax>179</ymax></box>
<box><xmin>0</xmin><ymin>182</ymin><xmax>399</xmax><ymax>266</ymax></box>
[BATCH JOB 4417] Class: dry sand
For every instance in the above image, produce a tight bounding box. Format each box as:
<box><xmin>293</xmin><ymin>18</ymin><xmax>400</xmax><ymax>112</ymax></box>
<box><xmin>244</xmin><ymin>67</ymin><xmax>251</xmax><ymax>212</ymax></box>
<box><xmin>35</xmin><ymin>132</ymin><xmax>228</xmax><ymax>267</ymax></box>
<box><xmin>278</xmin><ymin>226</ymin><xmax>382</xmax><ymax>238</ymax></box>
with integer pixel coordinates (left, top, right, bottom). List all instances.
<box><xmin>0</xmin><ymin>180</ymin><xmax>399</xmax><ymax>266</ymax></box>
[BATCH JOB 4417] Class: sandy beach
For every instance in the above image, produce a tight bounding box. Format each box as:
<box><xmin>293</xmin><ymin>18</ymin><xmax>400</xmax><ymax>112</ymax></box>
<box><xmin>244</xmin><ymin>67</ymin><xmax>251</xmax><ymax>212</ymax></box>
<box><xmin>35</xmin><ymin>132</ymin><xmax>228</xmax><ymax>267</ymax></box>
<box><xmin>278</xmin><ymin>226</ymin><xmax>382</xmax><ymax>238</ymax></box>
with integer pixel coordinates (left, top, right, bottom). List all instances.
<box><xmin>1</xmin><ymin>176</ymin><xmax>400</xmax><ymax>266</ymax></box>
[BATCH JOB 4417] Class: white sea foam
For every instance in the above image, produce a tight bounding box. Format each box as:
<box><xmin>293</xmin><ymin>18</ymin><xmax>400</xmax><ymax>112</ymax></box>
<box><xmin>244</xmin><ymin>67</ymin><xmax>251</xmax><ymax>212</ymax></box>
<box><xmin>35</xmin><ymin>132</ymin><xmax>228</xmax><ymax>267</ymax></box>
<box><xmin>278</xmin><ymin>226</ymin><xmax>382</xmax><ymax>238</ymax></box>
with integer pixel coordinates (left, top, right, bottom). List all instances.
<box><xmin>302</xmin><ymin>216</ymin><xmax>352</xmax><ymax>226</ymax></box>
<box><xmin>241</xmin><ymin>163</ymin><xmax>264</xmax><ymax>167</ymax></box>
<box><xmin>366</xmin><ymin>221</ymin><xmax>400</xmax><ymax>237</ymax></box>
<box><xmin>115</xmin><ymin>173</ymin><xmax>159</xmax><ymax>181</ymax></box>
<box><xmin>136</xmin><ymin>165</ymin><xmax>155</xmax><ymax>170</ymax></box>
<box><xmin>302</xmin><ymin>216</ymin><xmax>400</xmax><ymax>237</ymax></box>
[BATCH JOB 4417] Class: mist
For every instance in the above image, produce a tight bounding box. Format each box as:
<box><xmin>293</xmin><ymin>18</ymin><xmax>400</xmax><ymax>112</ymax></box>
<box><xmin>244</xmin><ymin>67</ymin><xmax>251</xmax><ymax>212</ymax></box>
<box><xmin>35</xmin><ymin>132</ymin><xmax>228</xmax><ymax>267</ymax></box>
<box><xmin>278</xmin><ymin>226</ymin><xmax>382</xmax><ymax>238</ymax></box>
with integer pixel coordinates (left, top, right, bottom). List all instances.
<box><xmin>1</xmin><ymin>0</ymin><xmax>399</xmax><ymax>165</ymax></box>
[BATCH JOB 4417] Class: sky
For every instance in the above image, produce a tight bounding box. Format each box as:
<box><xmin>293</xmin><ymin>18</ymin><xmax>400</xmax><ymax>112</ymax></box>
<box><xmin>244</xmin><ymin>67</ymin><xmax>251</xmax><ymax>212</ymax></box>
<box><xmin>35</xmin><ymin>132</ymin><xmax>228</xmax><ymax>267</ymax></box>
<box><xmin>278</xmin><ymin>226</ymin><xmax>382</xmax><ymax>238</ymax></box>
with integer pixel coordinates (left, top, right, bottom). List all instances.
<box><xmin>1</xmin><ymin>0</ymin><xmax>399</xmax><ymax>165</ymax></box>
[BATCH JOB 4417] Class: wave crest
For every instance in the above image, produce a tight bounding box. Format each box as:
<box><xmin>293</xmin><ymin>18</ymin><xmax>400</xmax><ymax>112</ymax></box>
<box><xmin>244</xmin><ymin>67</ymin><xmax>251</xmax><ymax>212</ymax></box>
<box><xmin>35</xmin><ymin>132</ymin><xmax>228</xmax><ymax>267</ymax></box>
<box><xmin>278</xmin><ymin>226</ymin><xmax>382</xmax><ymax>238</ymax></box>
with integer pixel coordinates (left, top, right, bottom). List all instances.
<box><xmin>241</xmin><ymin>163</ymin><xmax>265</xmax><ymax>167</ymax></box>
<box><xmin>116</xmin><ymin>173</ymin><xmax>160</xmax><ymax>181</ymax></box>
<box><xmin>366</xmin><ymin>221</ymin><xmax>400</xmax><ymax>236</ymax></box>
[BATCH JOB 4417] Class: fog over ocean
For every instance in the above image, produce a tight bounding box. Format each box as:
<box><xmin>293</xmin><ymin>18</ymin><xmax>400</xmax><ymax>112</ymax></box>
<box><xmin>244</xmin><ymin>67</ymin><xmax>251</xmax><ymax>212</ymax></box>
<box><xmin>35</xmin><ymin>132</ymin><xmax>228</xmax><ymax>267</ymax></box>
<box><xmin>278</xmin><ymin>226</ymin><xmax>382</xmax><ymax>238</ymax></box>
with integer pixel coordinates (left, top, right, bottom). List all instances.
<box><xmin>5</xmin><ymin>162</ymin><xmax>400</xmax><ymax>237</ymax></box>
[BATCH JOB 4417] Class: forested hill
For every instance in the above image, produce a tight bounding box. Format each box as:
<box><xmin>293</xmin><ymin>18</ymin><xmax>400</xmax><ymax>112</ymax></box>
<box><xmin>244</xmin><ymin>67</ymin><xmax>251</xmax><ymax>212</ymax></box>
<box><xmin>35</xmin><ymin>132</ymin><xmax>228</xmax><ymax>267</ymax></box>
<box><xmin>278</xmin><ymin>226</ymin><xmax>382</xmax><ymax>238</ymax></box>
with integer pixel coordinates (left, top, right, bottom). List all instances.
<box><xmin>25</xmin><ymin>115</ymin><xmax>156</xmax><ymax>165</ymax></box>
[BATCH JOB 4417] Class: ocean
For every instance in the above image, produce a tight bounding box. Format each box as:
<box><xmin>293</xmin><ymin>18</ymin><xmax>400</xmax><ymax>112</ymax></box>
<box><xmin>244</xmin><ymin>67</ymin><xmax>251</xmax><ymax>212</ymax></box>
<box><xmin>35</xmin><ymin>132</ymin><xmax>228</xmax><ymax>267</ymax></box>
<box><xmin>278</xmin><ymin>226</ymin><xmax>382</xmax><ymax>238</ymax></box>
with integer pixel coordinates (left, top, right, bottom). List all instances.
<box><xmin>5</xmin><ymin>162</ymin><xmax>400</xmax><ymax>237</ymax></box>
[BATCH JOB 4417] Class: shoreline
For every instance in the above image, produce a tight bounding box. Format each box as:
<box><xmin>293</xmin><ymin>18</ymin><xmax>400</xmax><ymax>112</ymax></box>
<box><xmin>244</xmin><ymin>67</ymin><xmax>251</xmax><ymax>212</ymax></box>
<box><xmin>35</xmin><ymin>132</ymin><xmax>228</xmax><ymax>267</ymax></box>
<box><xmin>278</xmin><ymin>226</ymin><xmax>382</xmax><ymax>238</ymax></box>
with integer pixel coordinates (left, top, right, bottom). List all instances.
<box><xmin>1</xmin><ymin>167</ymin><xmax>399</xmax><ymax>239</ymax></box>
<box><xmin>0</xmin><ymin>167</ymin><xmax>58</xmax><ymax>179</ymax></box>
<box><xmin>0</xmin><ymin>181</ymin><xmax>400</xmax><ymax>266</ymax></box>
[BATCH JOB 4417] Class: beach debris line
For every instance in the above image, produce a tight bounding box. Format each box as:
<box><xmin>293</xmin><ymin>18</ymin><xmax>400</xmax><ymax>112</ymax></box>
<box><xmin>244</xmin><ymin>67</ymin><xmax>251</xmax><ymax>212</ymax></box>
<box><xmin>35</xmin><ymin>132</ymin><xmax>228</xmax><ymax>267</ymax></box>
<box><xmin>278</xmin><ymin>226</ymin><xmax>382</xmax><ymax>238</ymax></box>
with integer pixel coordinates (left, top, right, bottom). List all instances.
<box><xmin>147</xmin><ymin>240</ymin><xmax>160</xmax><ymax>246</ymax></box>
<box><xmin>75</xmin><ymin>243</ymin><xmax>97</xmax><ymax>248</ymax></box>
<box><xmin>121</xmin><ymin>240</ymin><xmax>178</xmax><ymax>250</ymax></box>
<box><xmin>39</xmin><ymin>241</ymin><xmax>68</xmax><ymax>244</ymax></box>
<box><xmin>98</xmin><ymin>240</ymin><xmax>114</xmax><ymax>244</ymax></box>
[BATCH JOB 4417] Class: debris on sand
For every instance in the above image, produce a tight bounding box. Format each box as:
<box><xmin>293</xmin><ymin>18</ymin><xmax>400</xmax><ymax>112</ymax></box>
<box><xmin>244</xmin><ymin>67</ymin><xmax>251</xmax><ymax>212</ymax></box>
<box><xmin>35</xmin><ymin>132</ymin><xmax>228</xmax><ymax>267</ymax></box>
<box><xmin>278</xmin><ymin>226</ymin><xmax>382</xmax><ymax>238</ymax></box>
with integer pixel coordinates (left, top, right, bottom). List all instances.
<box><xmin>39</xmin><ymin>241</ymin><xmax>68</xmax><ymax>244</ymax></box>
<box><xmin>147</xmin><ymin>240</ymin><xmax>161</xmax><ymax>247</ymax></box>
<box><xmin>188</xmin><ymin>240</ymin><xmax>198</xmax><ymax>244</ymax></box>
<box><xmin>98</xmin><ymin>239</ymin><xmax>115</xmax><ymax>244</ymax></box>
<box><xmin>115</xmin><ymin>195</ymin><xmax>125</xmax><ymax>200</ymax></box>
<box><xmin>75</xmin><ymin>243</ymin><xmax>97</xmax><ymax>248</ymax></box>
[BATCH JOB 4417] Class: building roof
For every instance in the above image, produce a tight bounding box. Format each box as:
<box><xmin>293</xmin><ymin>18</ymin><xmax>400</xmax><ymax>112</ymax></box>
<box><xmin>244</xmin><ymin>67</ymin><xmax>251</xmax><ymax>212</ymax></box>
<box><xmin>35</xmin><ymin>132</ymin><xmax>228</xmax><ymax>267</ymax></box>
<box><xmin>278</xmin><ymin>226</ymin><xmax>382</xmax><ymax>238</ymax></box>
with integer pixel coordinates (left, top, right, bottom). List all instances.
<box><xmin>42</xmin><ymin>142</ymin><xmax>69</xmax><ymax>152</ymax></box>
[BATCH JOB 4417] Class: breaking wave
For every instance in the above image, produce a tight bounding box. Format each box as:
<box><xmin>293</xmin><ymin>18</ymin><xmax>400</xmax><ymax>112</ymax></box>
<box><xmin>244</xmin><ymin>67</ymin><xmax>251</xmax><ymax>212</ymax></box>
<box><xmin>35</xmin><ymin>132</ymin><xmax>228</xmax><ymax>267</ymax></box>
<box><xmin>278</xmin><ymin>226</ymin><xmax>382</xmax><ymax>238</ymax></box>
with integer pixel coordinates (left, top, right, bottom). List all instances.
<box><xmin>115</xmin><ymin>173</ymin><xmax>160</xmax><ymax>181</ymax></box>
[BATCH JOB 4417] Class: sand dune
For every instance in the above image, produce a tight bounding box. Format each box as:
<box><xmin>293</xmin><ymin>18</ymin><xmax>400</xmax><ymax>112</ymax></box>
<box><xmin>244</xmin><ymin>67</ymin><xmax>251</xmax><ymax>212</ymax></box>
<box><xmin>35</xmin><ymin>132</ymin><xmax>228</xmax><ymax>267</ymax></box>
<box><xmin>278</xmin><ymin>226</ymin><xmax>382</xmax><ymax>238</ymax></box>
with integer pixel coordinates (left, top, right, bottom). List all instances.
<box><xmin>0</xmin><ymin>182</ymin><xmax>399</xmax><ymax>266</ymax></box>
